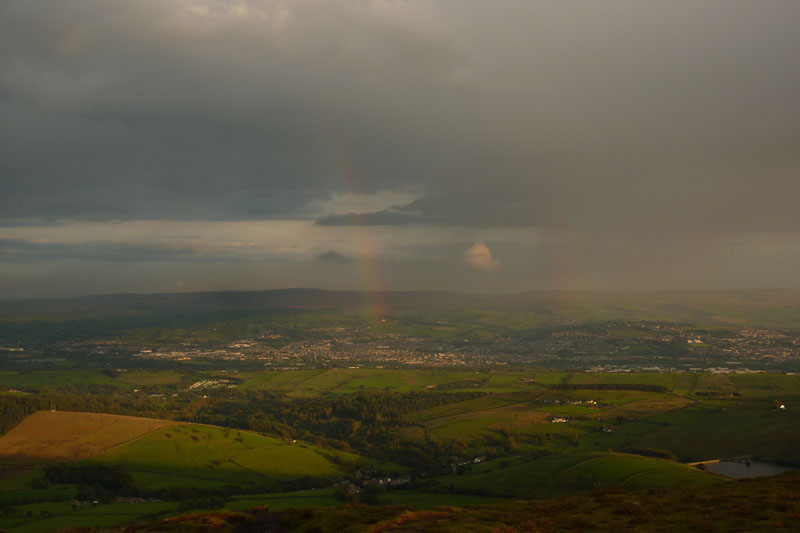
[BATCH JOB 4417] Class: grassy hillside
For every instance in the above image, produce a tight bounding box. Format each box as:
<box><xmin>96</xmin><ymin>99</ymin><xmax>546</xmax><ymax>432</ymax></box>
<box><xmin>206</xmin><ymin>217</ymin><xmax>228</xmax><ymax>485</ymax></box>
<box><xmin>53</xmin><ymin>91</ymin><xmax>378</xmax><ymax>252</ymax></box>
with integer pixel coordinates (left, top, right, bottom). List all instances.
<box><xmin>0</xmin><ymin>411</ymin><xmax>390</xmax><ymax>490</ymax></box>
<box><xmin>435</xmin><ymin>452</ymin><xmax>722</xmax><ymax>499</ymax></box>
<box><xmin>400</xmin><ymin>387</ymin><xmax>692</xmax><ymax>455</ymax></box>
<box><xmin>0</xmin><ymin>411</ymin><xmax>176</xmax><ymax>464</ymax></box>
<box><xmin>585</xmin><ymin>398</ymin><xmax>800</xmax><ymax>464</ymax></box>
<box><xmin>0</xmin><ymin>411</ymin><xmax>402</xmax><ymax>532</ymax></box>
<box><xmin>90</xmin><ymin>423</ymin><xmax>394</xmax><ymax>491</ymax></box>
<box><xmin>388</xmin><ymin>373</ymin><xmax>800</xmax><ymax>463</ymax></box>
<box><xmin>0</xmin><ymin>501</ymin><xmax>181</xmax><ymax>533</ymax></box>
<box><xmin>0</xmin><ymin>407</ymin><xmax>777</xmax><ymax>532</ymax></box>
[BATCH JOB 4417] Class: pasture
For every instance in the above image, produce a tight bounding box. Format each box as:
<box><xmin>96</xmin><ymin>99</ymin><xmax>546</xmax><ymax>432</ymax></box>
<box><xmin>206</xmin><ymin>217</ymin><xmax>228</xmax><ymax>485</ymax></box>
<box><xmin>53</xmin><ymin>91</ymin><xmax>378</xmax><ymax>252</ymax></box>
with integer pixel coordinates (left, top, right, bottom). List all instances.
<box><xmin>391</xmin><ymin>372</ymin><xmax>800</xmax><ymax>465</ymax></box>
<box><xmin>0</xmin><ymin>500</ymin><xmax>179</xmax><ymax>532</ymax></box>
<box><xmin>229</xmin><ymin>369</ymin><xmax>800</xmax><ymax>400</ymax></box>
<box><xmin>0</xmin><ymin>371</ymin><xmax>129</xmax><ymax>391</ymax></box>
<box><xmin>237</xmin><ymin>368</ymin><xmax>529</xmax><ymax>396</ymax></box>
<box><xmin>1</xmin><ymin>369</ymin><xmax>799</xmax><ymax>531</ymax></box>
<box><xmin>400</xmin><ymin>387</ymin><xmax>697</xmax><ymax>454</ymax></box>
<box><xmin>0</xmin><ymin>411</ymin><xmax>177</xmax><ymax>464</ymax></box>
<box><xmin>606</xmin><ymin>400</ymin><xmax>800</xmax><ymax>463</ymax></box>
<box><xmin>0</xmin><ymin>469</ymin><xmax>75</xmax><ymax>506</ymax></box>
<box><xmin>437</xmin><ymin>452</ymin><xmax>722</xmax><ymax>498</ymax></box>
<box><xmin>92</xmin><ymin>423</ymin><xmax>357</xmax><ymax>489</ymax></box>
<box><xmin>115</xmin><ymin>371</ymin><xmax>187</xmax><ymax>387</ymax></box>
<box><xmin>224</xmin><ymin>488</ymin><xmax>341</xmax><ymax>511</ymax></box>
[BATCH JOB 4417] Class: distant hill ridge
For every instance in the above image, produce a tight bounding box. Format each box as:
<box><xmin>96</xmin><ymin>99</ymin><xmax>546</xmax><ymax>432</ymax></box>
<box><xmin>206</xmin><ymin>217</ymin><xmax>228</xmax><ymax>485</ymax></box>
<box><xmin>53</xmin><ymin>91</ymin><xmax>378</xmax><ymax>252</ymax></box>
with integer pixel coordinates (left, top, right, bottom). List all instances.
<box><xmin>3</xmin><ymin>287</ymin><xmax>800</xmax><ymax>327</ymax></box>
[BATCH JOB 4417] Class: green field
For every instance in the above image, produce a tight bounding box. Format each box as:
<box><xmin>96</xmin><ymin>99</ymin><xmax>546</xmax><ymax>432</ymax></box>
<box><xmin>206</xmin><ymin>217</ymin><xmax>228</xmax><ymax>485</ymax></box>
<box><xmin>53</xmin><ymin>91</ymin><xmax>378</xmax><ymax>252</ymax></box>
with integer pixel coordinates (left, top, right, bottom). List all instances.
<box><xmin>0</xmin><ymin>469</ymin><xmax>75</xmax><ymax>507</ymax></box>
<box><xmin>228</xmin><ymin>369</ymin><xmax>800</xmax><ymax>399</ymax></box>
<box><xmin>400</xmin><ymin>388</ymin><xmax>693</xmax><ymax>454</ymax></box>
<box><xmin>224</xmin><ymin>488</ymin><xmax>341</xmax><ymax>511</ymax></box>
<box><xmin>0</xmin><ymin>371</ymin><xmax>129</xmax><ymax>391</ymax></box>
<box><xmin>234</xmin><ymin>368</ymin><xmax>552</xmax><ymax>397</ymax></box>
<box><xmin>5</xmin><ymin>288</ymin><xmax>800</xmax><ymax>531</ymax></box>
<box><xmin>92</xmin><ymin>424</ymin><xmax>354</xmax><ymax>490</ymax></box>
<box><xmin>436</xmin><ymin>452</ymin><xmax>722</xmax><ymax>498</ymax></box>
<box><xmin>590</xmin><ymin>400</ymin><xmax>800</xmax><ymax>463</ymax></box>
<box><xmin>0</xmin><ymin>411</ymin><xmax>176</xmax><ymax>465</ymax></box>
<box><xmin>0</xmin><ymin>500</ymin><xmax>180</xmax><ymax>532</ymax></box>
<box><xmin>115</xmin><ymin>371</ymin><xmax>187</xmax><ymax>387</ymax></box>
<box><xmin>2</xmin><ymin>368</ymin><xmax>800</xmax><ymax>531</ymax></box>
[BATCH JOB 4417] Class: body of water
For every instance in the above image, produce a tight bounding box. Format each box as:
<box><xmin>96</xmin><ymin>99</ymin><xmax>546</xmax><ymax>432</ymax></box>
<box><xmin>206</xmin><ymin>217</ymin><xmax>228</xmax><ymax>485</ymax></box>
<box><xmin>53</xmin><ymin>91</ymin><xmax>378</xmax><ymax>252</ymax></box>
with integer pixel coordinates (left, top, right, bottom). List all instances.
<box><xmin>706</xmin><ymin>460</ymin><xmax>796</xmax><ymax>479</ymax></box>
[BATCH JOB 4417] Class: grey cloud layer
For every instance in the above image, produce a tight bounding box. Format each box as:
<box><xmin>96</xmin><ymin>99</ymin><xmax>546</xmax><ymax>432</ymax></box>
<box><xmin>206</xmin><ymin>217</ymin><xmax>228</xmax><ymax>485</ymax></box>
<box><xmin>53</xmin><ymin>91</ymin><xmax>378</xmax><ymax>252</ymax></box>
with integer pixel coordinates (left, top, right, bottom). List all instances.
<box><xmin>0</xmin><ymin>237</ymin><xmax>273</xmax><ymax>263</ymax></box>
<box><xmin>0</xmin><ymin>1</ymin><xmax>460</xmax><ymax>221</ymax></box>
<box><xmin>2</xmin><ymin>0</ymin><xmax>799</xmax><ymax>230</ymax></box>
<box><xmin>3</xmin><ymin>1</ymin><xmax>800</xmax><ymax>297</ymax></box>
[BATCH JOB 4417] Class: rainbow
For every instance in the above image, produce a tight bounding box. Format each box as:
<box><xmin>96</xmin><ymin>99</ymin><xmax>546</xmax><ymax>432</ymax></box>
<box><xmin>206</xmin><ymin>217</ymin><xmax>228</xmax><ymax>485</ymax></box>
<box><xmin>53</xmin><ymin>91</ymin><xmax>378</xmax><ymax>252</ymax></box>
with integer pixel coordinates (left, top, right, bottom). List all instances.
<box><xmin>321</xmin><ymin>126</ymin><xmax>390</xmax><ymax>319</ymax></box>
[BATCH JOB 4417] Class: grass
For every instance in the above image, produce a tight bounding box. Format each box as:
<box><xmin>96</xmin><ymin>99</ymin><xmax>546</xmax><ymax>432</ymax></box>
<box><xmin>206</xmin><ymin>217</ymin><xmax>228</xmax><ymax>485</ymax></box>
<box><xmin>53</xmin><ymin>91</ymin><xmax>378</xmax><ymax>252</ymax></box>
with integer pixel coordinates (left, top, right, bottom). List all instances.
<box><xmin>2</xmin><ymin>370</ymin><xmax>800</xmax><ymax>531</ymax></box>
<box><xmin>391</xmin><ymin>373</ymin><xmax>800</xmax><ymax>465</ymax></box>
<box><xmin>237</xmin><ymin>369</ymin><xmax>534</xmax><ymax>396</ymax></box>
<box><xmin>0</xmin><ymin>500</ymin><xmax>180</xmax><ymax>532</ymax></box>
<box><xmin>115</xmin><ymin>371</ymin><xmax>187</xmax><ymax>386</ymax></box>
<box><xmin>0</xmin><ymin>371</ymin><xmax>129</xmax><ymax>391</ymax></box>
<box><xmin>224</xmin><ymin>370</ymin><xmax>800</xmax><ymax>466</ymax></box>
<box><xmin>423</xmin><ymin>403</ymin><xmax>554</xmax><ymax>443</ymax></box>
<box><xmin>0</xmin><ymin>411</ymin><xmax>177</xmax><ymax>465</ymax></box>
<box><xmin>405</xmin><ymin>396</ymin><xmax>522</xmax><ymax>424</ymax></box>
<box><xmin>403</xmin><ymin>387</ymin><xmax>695</xmax><ymax>455</ymax></box>
<box><xmin>729</xmin><ymin>373</ymin><xmax>800</xmax><ymax>398</ymax></box>
<box><xmin>224</xmin><ymin>488</ymin><xmax>341</xmax><ymax>511</ymax></box>
<box><xmin>223</xmin><ymin>370</ymin><xmax>800</xmax><ymax>402</ymax></box>
<box><xmin>238</xmin><ymin>370</ymin><xmax>324</xmax><ymax>392</ymax></box>
<box><xmin>235</xmin><ymin>370</ymin><xmax>282</xmax><ymax>391</ymax></box>
<box><xmin>578</xmin><ymin>396</ymin><xmax>800</xmax><ymax>463</ymax></box>
<box><xmin>0</xmin><ymin>468</ymin><xmax>75</xmax><ymax>506</ymax></box>
<box><xmin>436</xmin><ymin>452</ymin><xmax>722</xmax><ymax>498</ymax></box>
<box><xmin>632</xmin><ymin>400</ymin><xmax>800</xmax><ymax>463</ymax></box>
<box><xmin>92</xmin><ymin>424</ymin><xmax>352</xmax><ymax>489</ymax></box>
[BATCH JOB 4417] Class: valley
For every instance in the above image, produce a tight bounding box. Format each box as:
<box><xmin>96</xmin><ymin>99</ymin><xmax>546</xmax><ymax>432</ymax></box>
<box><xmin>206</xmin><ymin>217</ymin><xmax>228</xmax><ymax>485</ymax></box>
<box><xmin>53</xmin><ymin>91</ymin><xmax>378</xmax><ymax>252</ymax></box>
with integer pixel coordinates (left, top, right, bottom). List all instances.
<box><xmin>1</xmin><ymin>290</ymin><xmax>799</xmax><ymax>530</ymax></box>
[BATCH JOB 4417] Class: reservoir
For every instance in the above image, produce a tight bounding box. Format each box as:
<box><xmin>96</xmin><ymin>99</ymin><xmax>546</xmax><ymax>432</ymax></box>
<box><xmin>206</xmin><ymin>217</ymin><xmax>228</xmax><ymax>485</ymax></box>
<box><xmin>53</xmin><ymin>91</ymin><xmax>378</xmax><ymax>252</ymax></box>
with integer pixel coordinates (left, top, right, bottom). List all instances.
<box><xmin>706</xmin><ymin>460</ymin><xmax>796</xmax><ymax>479</ymax></box>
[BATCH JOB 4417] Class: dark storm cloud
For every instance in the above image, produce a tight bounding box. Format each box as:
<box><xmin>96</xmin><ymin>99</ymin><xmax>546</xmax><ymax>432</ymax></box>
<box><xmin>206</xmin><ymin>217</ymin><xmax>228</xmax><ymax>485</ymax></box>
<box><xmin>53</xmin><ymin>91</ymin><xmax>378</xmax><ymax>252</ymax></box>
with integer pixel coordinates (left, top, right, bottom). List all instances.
<box><xmin>3</xmin><ymin>1</ymin><xmax>800</xmax><ymax>297</ymax></box>
<box><xmin>316</xmin><ymin>204</ymin><xmax>422</xmax><ymax>226</ymax></box>
<box><xmin>315</xmin><ymin>249</ymin><xmax>352</xmax><ymax>263</ymax></box>
<box><xmin>0</xmin><ymin>0</ymin><xmax>461</xmax><ymax>222</ymax></box>
<box><xmin>2</xmin><ymin>0</ymin><xmax>799</xmax><ymax>231</ymax></box>
<box><xmin>0</xmin><ymin>237</ymin><xmax>259</xmax><ymax>263</ymax></box>
<box><xmin>316</xmin><ymin>194</ymin><xmax>554</xmax><ymax>228</ymax></box>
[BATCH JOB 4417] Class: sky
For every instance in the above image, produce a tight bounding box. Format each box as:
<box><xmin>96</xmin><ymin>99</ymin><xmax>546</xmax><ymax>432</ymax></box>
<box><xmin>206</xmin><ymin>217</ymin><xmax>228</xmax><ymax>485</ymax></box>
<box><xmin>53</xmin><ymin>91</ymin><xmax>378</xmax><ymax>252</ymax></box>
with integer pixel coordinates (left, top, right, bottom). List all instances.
<box><xmin>1</xmin><ymin>0</ymin><xmax>800</xmax><ymax>298</ymax></box>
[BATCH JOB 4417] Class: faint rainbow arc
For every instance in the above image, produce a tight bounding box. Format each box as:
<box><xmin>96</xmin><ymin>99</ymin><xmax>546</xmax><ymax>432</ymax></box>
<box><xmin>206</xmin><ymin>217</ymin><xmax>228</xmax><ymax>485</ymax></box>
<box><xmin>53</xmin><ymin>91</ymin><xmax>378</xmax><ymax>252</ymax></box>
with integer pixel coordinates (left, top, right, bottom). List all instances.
<box><xmin>320</xmin><ymin>129</ymin><xmax>389</xmax><ymax>318</ymax></box>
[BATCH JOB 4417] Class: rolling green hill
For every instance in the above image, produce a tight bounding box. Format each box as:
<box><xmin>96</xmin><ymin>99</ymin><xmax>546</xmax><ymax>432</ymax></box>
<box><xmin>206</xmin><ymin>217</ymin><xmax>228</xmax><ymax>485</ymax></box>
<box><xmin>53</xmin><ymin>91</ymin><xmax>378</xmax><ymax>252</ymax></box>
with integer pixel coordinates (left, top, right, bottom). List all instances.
<box><xmin>0</xmin><ymin>411</ymin><xmax>175</xmax><ymax>464</ymax></box>
<box><xmin>91</xmin><ymin>423</ymin><xmax>369</xmax><ymax>490</ymax></box>
<box><xmin>435</xmin><ymin>452</ymin><xmax>722</xmax><ymax>499</ymax></box>
<box><xmin>0</xmin><ymin>411</ymin><xmax>394</xmax><ymax>492</ymax></box>
<box><xmin>0</xmin><ymin>408</ymin><xmax>781</xmax><ymax>532</ymax></box>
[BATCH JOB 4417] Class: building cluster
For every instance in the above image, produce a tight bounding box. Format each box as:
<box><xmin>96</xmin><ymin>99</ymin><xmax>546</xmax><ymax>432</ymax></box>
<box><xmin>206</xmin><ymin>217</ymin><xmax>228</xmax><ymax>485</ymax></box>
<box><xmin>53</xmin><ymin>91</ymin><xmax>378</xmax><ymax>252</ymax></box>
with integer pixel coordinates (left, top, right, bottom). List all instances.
<box><xmin>4</xmin><ymin>319</ymin><xmax>800</xmax><ymax>372</ymax></box>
